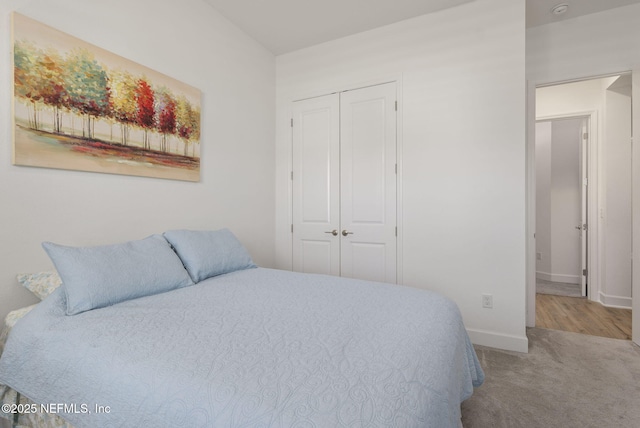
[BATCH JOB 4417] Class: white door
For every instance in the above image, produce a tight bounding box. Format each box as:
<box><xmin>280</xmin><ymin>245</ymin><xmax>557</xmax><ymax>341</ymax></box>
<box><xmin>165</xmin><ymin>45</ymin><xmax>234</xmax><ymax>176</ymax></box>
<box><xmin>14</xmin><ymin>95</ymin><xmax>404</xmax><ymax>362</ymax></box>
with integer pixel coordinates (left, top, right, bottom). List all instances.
<box><xmin>579</xmin><ymin>119</ymin><xmax>588</xmax><ymax>297</ymax></box>
<box><xmin>632</xmin><ymin>69</ymin><xmax>639</xmax><ymax>346</ymax></box>
<box><xmin>340</xmin><ymin>83</ymin><xmax>397</xmax><ymax>282</ymax></box>
<box><xmin>292</xmin><ymin>94</ymin><xmax>340</xmax><ymax>275</ymax></box>
<box><xmin>291</xmin><ymin>82</ymin><xmax>397</xmax><ymax>283</ymax></box>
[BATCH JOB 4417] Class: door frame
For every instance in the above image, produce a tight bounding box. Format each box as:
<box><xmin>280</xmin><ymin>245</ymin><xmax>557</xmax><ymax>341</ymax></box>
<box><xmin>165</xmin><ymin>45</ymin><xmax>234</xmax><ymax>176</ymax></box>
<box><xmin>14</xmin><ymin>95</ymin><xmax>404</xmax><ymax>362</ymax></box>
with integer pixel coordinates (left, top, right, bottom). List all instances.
<box><xmin>534</xmin><ymin>114</ymin><xmax>593</xmax><ymax>296</ymax></box>
<box><xmin>527</xmin><ymin>71</ymin><xmax>636</xmax><ymax>330</ymax></box>
<box><xmin>632</xmin><ymin>68</ymin><xmax>639</xmax><ymax>346</ymax></box>
<box><xmin>288</xmin><ymin>75</ymin><xmax>404</xmax><ymax>284</ymax></box>
<box><xmin>526</xmin><ymin>90</ymin><xmax>600</xmax><ymax>327</ymax></box>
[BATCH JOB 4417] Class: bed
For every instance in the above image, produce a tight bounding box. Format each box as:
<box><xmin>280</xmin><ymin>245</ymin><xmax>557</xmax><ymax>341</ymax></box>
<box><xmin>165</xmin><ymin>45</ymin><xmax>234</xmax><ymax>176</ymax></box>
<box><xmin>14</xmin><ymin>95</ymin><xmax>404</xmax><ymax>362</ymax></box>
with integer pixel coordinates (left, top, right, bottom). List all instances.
<box><xmin>0</xmin><ymin>305</ymin><xmax>72</xmax><ymax>428</ymax></box>
<box><xmin>0</xmin><ymin>229</ymin><xmax>483</xmax><ymax>428</ymax></box>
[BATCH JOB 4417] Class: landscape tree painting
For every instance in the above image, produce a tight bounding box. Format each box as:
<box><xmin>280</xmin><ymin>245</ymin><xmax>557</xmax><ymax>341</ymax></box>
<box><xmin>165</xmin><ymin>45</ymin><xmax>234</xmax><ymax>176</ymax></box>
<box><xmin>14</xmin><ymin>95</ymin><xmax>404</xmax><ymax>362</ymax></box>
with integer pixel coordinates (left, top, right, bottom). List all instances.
<box><xmin>12</xmin><ymin>13</ymin><xmax>202</xmax><ymax>182</ymax></box>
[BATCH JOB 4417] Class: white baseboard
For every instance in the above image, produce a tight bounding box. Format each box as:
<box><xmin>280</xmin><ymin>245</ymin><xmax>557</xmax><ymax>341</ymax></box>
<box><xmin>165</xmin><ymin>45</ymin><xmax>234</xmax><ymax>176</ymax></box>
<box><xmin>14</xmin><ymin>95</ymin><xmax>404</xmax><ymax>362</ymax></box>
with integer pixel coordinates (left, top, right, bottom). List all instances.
<box><xmin>466</xmin><ymin>328</ymin><xmax>528</xmax><ymax>353</ymax></box>
<box><xmin>536</xmin><ymin>271</ymin><xmax>580</xmax><ymax>285</ymax></box>
<box><xmin>599</xmin><ymin>292</ymin><xmax>632</xmax><ymax>309</ymax></box>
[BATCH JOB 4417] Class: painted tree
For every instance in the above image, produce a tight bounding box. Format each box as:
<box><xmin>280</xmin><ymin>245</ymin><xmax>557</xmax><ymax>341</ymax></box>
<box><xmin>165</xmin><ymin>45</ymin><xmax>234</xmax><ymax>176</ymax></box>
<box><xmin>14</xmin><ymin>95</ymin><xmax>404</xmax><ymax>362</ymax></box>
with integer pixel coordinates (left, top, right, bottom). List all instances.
<box><xmin>135</xmin><ymin>78</ymin><xmax>155</xmax><ymax>150</ymax></box>
<box><xmin>176</xmin><ymin>95</ymin><xmax>200</xmax><ymax>157</ymax></box>
<box><xmin>13</xmin><ymin>38</ymin><xmax>201</xmax><ymax>162</ymax></box>
<box><xmin>155</xmin><ymin>88</ymin><xmax>176</xmax><ymax>152</ymax></box>
<box><xmin>38</xmin><ymin>47</ymin><xmax>67</xmax><ymax>133</ymax></box>
<box><xmin>190</xmin><ymin>105</ymin><xmax>201</xmax><ymax>157</ymax></box>
<box><xmin>110</xmin><ymin>70</ymin><xmax>137</xmax><ymax>145</ymax></box>
<box><xmin>63</xmin><ymin>48</ymin><xmax>110</xmax><ymax>139</ymax></box>
<box><xmin>14</xmin><ymin>40</ymin><xmax>43</xmax><ymax>130</ymax></box>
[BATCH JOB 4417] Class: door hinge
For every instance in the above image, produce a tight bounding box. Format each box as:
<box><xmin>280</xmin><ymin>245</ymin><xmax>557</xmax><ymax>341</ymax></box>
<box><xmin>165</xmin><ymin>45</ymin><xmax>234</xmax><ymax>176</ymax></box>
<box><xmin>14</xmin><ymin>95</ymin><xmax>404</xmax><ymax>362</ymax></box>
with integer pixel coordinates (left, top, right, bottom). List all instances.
<box><xmin>583</xmin><ymin>132</ymin><xmax>588</xmax><ymax>140</ymax></box>
<box><xmin>291</xmin><ymin>224</ymin><xmax>293</xmax><ymax>233</ymax></box>
<box><xmin>395</xmin><ymin>164</ymin><xmax>397</xmax><ymax>174</ymax></box>
<box><xmin>395</xmin><ymin>100</ymin><xmax>397</xmax><ymax>111</ymax></box>
<box><xmin>395</xmin><ymin>226</ymin><xmax>397</xmax><ymax>237</ymax></box>
<box><xmin>583</xmin><ymin>268</ymin><xmax>588</xmax><ymax>276</ymax></box>
<box><xmin>291</xmin><ymin>171</ymin><xmax>293</xmax><ymax>180</ymax></box>
<box><xmin>291</xmin><ymin>118</ymin><xmax>293</xmax><ymax>127</ymax></box>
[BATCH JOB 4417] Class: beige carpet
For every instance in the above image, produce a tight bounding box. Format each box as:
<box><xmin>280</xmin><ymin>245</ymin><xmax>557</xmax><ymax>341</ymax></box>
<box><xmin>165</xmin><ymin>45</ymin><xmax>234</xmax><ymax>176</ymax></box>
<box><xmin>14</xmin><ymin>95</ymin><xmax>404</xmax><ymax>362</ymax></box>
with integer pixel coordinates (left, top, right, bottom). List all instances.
<box><xmin>461</xmin><ymin>328</ymin><xmax>640</xmax><ymax>428</ymax></box>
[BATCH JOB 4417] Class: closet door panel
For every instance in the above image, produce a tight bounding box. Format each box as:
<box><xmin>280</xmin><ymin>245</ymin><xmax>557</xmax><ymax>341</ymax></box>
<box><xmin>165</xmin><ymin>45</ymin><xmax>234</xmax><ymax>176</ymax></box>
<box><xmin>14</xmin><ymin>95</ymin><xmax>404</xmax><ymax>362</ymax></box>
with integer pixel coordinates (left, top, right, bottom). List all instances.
<box><xmin>349</xmin><ymin>99</ymin><xmax>386</xmax><ymax>224</ymax></box>
<box><xmin>292</xmin><ymin>94</ymin><xmax>340</xmax><ymax>275</ymax></box>
<box><xmin>340</xmin><ymin>83</ymin><xmax>397</xmax><ymax>283</ymax></box>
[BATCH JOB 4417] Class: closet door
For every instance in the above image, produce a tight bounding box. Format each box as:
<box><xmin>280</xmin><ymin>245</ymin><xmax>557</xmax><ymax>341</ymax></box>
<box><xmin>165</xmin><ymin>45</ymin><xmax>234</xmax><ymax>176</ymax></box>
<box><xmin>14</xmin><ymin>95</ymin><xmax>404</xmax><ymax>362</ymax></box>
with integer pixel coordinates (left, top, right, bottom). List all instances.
<box><xmin>291</xmin><ymin>94</ymin><xmax>340</xmax><ymax>275</ymax></box>
<box><xmin>340</xmin><ymin>83</ymin><xmax>397</xmax><ymax>282</ymax></box>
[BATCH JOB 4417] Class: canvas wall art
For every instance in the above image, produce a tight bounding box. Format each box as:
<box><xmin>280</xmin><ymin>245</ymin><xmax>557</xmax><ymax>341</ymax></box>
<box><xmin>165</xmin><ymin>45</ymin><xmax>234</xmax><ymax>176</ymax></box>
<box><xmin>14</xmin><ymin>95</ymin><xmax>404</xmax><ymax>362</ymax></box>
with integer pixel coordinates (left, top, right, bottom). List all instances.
<box><xmin>11</xmin><ymin>13</ymin><xmax>202</xmax><ymax>182</ymax></box>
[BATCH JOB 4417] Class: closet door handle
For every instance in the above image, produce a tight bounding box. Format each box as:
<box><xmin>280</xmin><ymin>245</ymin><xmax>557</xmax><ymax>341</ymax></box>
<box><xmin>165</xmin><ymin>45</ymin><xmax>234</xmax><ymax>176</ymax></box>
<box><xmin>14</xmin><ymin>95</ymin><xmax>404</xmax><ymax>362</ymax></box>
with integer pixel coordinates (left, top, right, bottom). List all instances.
<box><xmin>342</xmin><ymin>230</ymin><xmax>354</xmax><ymax>237</ymax></box>
<box><xmin>325</xmin><ymin>230</ymin><xmax>338</xmax><ymax>236</ymax></box>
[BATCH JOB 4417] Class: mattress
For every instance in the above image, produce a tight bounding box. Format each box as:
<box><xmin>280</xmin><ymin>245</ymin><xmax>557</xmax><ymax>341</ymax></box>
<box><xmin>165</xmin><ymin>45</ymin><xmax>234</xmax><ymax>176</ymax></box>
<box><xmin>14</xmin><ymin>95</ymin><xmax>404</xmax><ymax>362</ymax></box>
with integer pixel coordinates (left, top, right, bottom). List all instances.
<box><xmin>0</xmin><ymin>268</ymin><xmax>483</xmax><ymax>427</ymax></box>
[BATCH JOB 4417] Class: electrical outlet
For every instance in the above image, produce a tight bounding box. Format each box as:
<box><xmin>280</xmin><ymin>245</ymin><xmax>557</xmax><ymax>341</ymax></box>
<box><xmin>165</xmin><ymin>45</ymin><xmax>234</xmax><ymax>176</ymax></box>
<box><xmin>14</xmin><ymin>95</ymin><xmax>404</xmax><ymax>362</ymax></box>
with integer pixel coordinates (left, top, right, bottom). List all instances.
<box><xmin>482</xmin><ymin>294</ymin><xmax>493</xmax><ymax>309</ymax></box>
<box><xmin>536</xmin><ymin>252</ymin><xmax>541</xmax><ymax>260</ymax></box>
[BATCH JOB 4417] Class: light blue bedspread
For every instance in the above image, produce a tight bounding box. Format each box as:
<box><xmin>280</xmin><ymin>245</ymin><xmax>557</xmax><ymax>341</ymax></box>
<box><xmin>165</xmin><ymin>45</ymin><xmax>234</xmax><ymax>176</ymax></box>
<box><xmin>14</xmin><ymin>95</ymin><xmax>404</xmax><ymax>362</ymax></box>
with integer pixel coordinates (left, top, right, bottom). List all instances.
<box><xmin>0</xmin><ymin>268</ymin><xmax>483</xmax><ymax>427</ymax></box>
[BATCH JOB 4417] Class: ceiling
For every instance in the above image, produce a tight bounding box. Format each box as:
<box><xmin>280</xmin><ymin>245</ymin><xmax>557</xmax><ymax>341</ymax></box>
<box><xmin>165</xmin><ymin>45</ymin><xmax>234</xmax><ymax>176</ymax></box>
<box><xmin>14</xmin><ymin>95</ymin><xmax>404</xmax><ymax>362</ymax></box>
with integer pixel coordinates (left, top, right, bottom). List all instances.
<box><xmin>202</xmin><ymin>0</ymin><xmax>640</xmax><ymax>55</ymax></box>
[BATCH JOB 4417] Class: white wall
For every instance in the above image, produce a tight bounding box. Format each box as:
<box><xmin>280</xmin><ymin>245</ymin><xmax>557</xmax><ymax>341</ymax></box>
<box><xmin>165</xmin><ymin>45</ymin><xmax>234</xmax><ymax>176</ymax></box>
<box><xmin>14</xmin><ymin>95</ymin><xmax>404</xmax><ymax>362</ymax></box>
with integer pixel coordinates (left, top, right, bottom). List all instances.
<box><xmin>537</xmin><ymin>78</ymin><xmax>612</xmax><ymax>118</ymax></box>
<box><xmin>276</xmin><ymin>0</ymin><xmax>527</xmax><ymax>352</ymax></box>
<box><xmin>527</xmin><ymin>3</ymin><xmax>640</xmax><ymax>85</ymax></box>
<box><xmin>527</xmin><ymin>4</ymin><xmax>640</xmax><ymax>318</ymax></box>
<box><xmin>0</xmin><ymin>0</ymin><xmax>276</xmax><ymax>322</ymax></box>
<box><xmin>603</xmin><ymin>80</ymin><xmax>632</xmax><ymax>307</ymax></box>
<box><xmin>535</xmin><ymin>121</ymin><xmax>552</xmax><ymax>276</ymax></box>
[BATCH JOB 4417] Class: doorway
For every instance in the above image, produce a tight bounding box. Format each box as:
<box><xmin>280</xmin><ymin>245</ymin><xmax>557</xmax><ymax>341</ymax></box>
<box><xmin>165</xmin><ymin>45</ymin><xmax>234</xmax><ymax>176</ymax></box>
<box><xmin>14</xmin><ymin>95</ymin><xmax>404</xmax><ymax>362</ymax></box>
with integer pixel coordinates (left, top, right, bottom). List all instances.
<box><xmin>535</xmin><ymin>116</ymin><xmax>588</xmax><ymax>298</ymax></box>
<box><xmin>529</xmin><ymin>75</ymin><xmax>633</xmax><ymax>341</ymax></box>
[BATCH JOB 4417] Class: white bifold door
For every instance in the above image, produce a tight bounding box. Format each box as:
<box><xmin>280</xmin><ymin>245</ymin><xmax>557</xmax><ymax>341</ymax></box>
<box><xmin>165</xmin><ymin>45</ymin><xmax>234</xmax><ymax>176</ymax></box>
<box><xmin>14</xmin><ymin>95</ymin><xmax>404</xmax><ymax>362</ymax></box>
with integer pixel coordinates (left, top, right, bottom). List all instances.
<box><xmin>292</xmin><ymin>82</ymin><xmax>397</xmax><ymax>283</ymax></box>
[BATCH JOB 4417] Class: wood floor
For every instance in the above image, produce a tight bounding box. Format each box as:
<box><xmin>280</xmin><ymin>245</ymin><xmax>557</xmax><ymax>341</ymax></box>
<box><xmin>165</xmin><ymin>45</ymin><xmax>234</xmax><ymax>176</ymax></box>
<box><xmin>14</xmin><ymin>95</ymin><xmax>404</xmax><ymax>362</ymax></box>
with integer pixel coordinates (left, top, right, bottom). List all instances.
<box><xmin>536</xmin><ymin>293</ymin><xmax>632</xmax><ymax>340</ymax></box>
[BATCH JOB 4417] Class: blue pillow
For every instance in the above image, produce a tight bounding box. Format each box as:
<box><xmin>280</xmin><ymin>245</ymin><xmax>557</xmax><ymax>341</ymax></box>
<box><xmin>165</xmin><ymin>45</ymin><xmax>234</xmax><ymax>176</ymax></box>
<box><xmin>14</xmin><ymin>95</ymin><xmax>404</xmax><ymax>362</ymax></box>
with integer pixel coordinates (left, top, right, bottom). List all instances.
<box><xmin>42</xmin><ymin>235</ymin><xmax>194</xmax><ymax>315</ymax></box>
<box><xmin>163</xmin><ymin>228</ymin><xmax>256</xmax><ymax>283</ymax></box>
